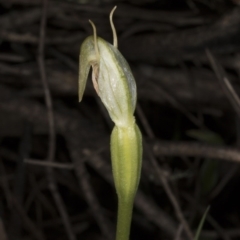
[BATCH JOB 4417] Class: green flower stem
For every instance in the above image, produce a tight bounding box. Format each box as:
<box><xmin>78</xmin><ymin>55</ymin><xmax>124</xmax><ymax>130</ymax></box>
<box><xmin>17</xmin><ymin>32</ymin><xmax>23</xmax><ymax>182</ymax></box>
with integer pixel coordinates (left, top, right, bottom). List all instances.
<box><xmin>111</xmin><ymin>124</ymin><xmax>142</xmax><ymax>240</ymax></box>
<box><xmin>116</xmin><ymin>198</ymin><xmax>134</xmax><ymax>240</ymax></box>
<box><xmin>79</xmin><ymin>7</ymin><xmax>142</xmax><ymax>240</ymax></box>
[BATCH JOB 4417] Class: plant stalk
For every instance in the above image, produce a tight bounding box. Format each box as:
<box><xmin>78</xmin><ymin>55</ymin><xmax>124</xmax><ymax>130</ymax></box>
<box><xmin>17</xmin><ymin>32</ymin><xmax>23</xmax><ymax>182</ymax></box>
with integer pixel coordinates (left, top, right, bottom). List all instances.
<box><xmin>116</xmin><ymin>198</ymin><xmax>134</xmax><ymax>240</ymax></box>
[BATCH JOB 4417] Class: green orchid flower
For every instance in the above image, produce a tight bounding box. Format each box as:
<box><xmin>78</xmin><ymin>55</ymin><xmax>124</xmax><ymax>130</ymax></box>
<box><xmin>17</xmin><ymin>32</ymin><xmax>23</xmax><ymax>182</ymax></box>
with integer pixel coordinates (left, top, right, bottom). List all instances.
<box><xmin>78</xmin><ymin>7</ymin><xmax>142</xmax><ymax>240</ymax></box>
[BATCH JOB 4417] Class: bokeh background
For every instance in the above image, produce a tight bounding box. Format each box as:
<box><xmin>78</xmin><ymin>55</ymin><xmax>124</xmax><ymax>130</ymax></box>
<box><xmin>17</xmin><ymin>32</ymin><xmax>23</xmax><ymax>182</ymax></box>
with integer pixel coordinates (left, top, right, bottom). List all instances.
<box><xmin>1</xmin><ymin>0</ymin><xmax>240</xmax><ymax>240</ymax></box>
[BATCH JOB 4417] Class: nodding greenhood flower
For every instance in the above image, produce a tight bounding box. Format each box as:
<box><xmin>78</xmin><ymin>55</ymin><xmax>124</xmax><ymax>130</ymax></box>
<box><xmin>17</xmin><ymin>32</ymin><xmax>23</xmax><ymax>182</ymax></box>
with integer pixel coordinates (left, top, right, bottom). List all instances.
<box><xmin>79</xmin><ymin>6</ymin><xmax>136</xmax><ymax>128</ymax></box>
<box><xmin>79</xmin><ymin>6</ymin><xmax>142</xmax><ymax>240</ymax></box>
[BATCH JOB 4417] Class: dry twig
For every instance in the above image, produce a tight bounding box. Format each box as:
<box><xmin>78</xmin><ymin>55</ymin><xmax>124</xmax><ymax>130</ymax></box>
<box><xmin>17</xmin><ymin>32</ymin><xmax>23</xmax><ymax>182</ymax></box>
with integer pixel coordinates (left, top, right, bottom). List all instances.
<box><xmin>145</xmin><ymin>143</ymin><xmax>193</xmax><ymax>240</ymax></box>
<box><xmin>136</xmin><ymin>104</ymin><xmax>193</xmax><ymax>240</ymax></box>
<box><xmin>153</xmin><ymin>140</ymin><xmax>240</xmax><ymax>163</ymax></box>
<box><xmin>37</xmin><ymin>1</ymin><xmax>76</xmax><ymax>239</ymax></box>
<box><xmin>11</xmin><ymin>197</ymin><xmax>46</xmax><ymax>240</ymax></box>
<box><xmin>25</xmin><ymin>158</ymin><xmax>74</xmax><ymax>169</ymax></box>
<box><xmin>66</xmin><ymin>135</ymin><xmax>114</xmax><ymax>240</ymax></box>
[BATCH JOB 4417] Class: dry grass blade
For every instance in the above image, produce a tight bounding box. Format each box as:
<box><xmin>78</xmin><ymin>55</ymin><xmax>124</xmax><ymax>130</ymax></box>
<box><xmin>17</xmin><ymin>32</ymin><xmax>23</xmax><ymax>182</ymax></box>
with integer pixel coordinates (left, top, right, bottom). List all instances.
<box><xmin>206</xmin><ymin>49</ymin><xmax>240</xmax><ymax>118</ymax></box>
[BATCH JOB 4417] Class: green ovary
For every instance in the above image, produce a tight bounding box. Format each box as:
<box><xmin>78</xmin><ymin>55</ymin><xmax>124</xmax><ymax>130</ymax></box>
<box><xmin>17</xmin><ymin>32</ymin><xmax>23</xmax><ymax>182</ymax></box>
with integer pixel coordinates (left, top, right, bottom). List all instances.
<box><xmin>110</xmin><ymin>123</ymin><xmax>142</xmax><ymax>240</ymax></box>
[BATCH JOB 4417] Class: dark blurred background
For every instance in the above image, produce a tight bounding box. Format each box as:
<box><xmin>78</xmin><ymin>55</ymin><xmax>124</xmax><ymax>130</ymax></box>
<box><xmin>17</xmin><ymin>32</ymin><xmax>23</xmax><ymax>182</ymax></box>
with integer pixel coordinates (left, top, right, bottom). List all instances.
<box><xmin>1</xmin><ymin>0</ymin><xmax>240</xmax><ymax>240</ymax></box>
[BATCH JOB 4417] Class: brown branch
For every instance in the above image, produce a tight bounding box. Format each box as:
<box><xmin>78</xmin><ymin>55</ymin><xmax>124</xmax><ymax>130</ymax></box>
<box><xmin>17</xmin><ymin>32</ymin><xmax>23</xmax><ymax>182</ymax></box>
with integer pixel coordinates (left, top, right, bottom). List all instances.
<box><xmin>0</xmin><ymin>60</ymin><xmax>238</xmax><ymax>111</ymax></box>
<box><xmin>202</xmin><ymin>229</ymin><xmax>240</xmax><ymax>239</ymax></box>
<box><xmin>37</xmin><ymin>1</ymin><xmax>76</xmax><ymax>240</ymax></box>
<box><xmin>136</xmin><ymin>102</ymin><xmax>193</xmax><ymax>239</ymax></box>
<box><xmin>25</xmin><ymin>158</ymin><xmax>74</xmax><ymax>169</ymax></box>
<box><xmin>25</xmin><ymin>175</ymin><xmax>57</xmax><ymax>218</ymax></box>
<box><xmin>149</xmin><ymin>81</ymin><xmax>204</xmax><ymax>128</ymax></box>
<box><xmin>210</xmin><ymin>164</ymin><xmax>238</xmax><ymax>199</ymax></box>
<box><xmin>11</xmin><ymin>197</ymin><xmax>46</xmax><ymax>240</ymax></box>
<box><xmin>66</xmin><ymin>135</ymin><xmax>114</xmax><ymax>240</ymax></box>
<box><xmin>121</xmin><ymin>8</ymin><xmax>240</xmax><ymax>63</ymax></box>
<box><xmin>9</xmin><ymin>124</ymin><xmax>31</xmax><ymax>240</ymax></box>
<box><xmin>152</xmin><ymin>140</ymin><xmax>240</xmax><ymax>163</ymax></box>
<box><xmin>206</xmin><ymin>49</ymin><xmax>240</xmax><ymax>119</ymax></box>
<box><xmin>145</xmin><ymin>142</ymin><xmax>193</xmax><ymax>240</ymax></box>
<box><xmin>136</xmin><ymin>104</ymin><xmax>155</xmax><ymax>139</ymax></box>
<box><xmin>3</xmin><ymin>83</ymin><xmax>240</xmax><ymax>237</ymax></box>
<box><xmin>206</xmin><ymin>49</ymin><xmax>240</xmax><ymax>199</ymax></box>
